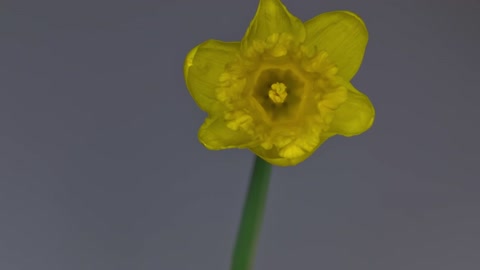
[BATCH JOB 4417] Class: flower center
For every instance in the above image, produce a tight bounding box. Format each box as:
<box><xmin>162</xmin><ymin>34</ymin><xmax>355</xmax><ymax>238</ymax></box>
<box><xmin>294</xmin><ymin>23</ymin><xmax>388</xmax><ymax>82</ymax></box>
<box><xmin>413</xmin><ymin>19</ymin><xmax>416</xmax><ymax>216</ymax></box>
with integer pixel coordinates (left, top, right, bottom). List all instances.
<box><xmin>215</xmin><ymin>33</ymin><xmax>349</xmax><ymax>160</ymax></box>
<box><xmin>250</xmin><ymin>68</ymin><xmax>305</xmax><ymax>123</ymax></box>
<box><xmin>268</xmin><ymin>82</ymin><xmax>287</xmax><ymax>104</ymax></box>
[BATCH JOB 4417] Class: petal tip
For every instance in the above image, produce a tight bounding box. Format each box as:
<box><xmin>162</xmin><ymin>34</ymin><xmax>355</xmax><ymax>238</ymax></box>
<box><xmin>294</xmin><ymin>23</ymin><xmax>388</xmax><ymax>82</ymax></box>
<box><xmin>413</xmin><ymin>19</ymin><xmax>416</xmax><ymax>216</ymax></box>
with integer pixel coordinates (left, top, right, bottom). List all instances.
<box><xmin>243</xmin><ymin>0</ymin><xmax>306</xmax><ymax>47</ymax></box>
<box><xmin>304</xmin><ymin>10</ymin><xmax>369</xmax><ymax>80</ymax></box>
<box><xmin>184</xmin><ymin>45</ymin><xmax>199</xmax><ymax>82</ymax></box>
<box><xmin>340</xmin><ymin>11</ymin><xmax>367</xmax><ymax>32</ymax></box>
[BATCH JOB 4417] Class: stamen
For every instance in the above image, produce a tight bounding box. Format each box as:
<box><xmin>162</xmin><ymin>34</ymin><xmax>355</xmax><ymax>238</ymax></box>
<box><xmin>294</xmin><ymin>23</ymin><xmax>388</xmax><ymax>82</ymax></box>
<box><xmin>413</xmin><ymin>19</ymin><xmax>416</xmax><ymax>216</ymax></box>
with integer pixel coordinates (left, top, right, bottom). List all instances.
<box><xmin>268</xmin><ymin>82</ymin><xmax>288</xmax><ymax>104</ymax></box>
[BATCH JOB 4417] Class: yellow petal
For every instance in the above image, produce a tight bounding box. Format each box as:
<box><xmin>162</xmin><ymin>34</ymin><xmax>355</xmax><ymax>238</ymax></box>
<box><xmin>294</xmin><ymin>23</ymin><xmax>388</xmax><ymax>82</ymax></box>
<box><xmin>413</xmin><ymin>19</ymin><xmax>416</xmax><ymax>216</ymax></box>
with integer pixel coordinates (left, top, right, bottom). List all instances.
<box><xmin>184</xmin><ymin>40</ymin><xmax>240</xmax><ymax>112</ymax></box>
<box><xmin>199</xmin><ymin>117</ymin><xmax>258</xmax><ymax>150</ymax></box>
<box><xmin>304</xmin><ymin>11</ymin><xmax>368</xmax><ymax>80</ymax></box>
<box><xmin>242</xmin><ymin>0</ymin><xmax>305</xmax><ymax>49</ymax></box>
<box><xmin>329</xmin><ymin>82</ymin><xmax>374</xmax><ymax>137</ymax></box>
<box><xmin>250</xmin><ymin>135</ymin><xmax>332</xmax><ymax>166</ymax></box>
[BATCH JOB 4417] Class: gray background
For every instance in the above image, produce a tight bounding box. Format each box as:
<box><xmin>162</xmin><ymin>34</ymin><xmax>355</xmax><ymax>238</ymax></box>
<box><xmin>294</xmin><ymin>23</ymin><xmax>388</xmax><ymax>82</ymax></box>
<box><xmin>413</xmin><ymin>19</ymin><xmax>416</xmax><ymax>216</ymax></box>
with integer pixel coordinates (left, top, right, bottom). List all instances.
<box><xmin>1</xmin><ymin>0</ymin><xmax>479</xmax><ymax>269</ymax></box>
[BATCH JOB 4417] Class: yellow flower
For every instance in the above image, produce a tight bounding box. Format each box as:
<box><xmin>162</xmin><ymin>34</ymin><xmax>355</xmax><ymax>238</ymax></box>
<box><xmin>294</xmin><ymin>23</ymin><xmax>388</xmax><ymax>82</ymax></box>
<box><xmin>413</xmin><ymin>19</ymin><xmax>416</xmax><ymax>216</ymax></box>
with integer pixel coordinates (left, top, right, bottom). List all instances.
<box><xmin>184</xmin><ymin>0</ymin><xmax>374</xmax><ymax>166</ymax></box>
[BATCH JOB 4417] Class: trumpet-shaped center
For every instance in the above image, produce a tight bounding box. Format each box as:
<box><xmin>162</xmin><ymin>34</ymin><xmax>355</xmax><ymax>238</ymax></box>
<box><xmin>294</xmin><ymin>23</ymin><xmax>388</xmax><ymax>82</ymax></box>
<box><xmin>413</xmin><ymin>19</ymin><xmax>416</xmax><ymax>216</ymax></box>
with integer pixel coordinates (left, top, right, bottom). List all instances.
<box><xmin>268</xmin><ymin>82</ymin><xmax>287</xmax><ymax>104</ymax></box>
<box><xmin>215</xmin><ymin>33</ymin><xmax>348</xmax><ymax>160</ymax></box>
<box><xmin>251</xmin><ymin>68</ymin><xmax>305</xmax><ymax>123</ymax></box>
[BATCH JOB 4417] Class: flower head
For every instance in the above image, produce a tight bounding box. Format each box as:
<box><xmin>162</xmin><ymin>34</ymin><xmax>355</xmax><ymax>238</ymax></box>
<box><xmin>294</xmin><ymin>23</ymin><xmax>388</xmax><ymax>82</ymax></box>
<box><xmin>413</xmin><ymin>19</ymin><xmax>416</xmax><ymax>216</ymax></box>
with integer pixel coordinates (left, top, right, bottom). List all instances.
<box><xmin>184</xmin><ymin>0</ymin><xmax>374</xmax><ymax>166</ymax></box>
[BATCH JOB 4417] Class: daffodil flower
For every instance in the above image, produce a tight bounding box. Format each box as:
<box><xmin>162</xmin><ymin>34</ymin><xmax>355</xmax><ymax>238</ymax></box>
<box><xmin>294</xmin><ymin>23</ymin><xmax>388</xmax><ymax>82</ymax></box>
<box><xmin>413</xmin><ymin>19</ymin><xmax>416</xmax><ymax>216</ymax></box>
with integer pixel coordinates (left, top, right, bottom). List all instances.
<box><xmin>184</xmin><ymin>0</ymin><xmax>374</xmax><ymax>166</ymax></box>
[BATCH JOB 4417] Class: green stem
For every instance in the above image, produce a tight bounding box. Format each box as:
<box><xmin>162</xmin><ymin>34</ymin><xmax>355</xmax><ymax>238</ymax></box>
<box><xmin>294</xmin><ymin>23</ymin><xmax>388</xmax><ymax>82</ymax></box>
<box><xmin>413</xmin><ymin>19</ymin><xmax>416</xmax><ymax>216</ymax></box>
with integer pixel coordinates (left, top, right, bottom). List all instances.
<box><xmin>230</xmin><ymin>155</ymin><xmax>272</xmax><ymax>270</ymax></box>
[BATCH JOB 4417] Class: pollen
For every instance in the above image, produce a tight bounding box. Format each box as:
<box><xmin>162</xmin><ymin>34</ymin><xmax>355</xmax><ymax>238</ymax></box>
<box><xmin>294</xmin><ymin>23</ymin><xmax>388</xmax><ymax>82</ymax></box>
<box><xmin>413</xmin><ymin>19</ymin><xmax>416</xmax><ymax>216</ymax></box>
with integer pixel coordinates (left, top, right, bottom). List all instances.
<box><xmin>268</xmin><ymin>82</ymin><xmax>288</xmax><ymax>104</ymax></box>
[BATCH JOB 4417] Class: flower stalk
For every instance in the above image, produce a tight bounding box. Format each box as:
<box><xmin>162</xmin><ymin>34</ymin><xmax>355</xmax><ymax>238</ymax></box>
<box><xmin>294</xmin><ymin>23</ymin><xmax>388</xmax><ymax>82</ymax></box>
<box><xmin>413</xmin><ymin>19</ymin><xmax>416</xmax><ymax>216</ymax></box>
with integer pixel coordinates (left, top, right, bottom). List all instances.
<box><xmin>231</xmin><ymin>156</ymin><xmax>272</xmax><ymax>270</ymax></box>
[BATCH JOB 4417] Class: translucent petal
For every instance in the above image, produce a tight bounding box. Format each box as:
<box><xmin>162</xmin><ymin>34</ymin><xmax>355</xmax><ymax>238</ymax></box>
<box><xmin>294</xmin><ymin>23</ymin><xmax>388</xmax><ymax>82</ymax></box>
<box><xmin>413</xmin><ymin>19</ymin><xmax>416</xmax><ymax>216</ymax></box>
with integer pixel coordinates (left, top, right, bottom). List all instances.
<box><xmin>184</xmin><ymin>40</ymin><xmax>240</xmax><ymax>112</ymax></box>
<box><xmin>250</xmin><ymin>135</ymin><xmax>332</xmax><ymax>166</ymax></box>
<box><xmin>329</xmin><ymin>82</ymin><xmax>374</xmax><ymax>137</ymax></box>
<box><xmin>304</xmin><ymin>11</ymin><xmax>368</xmax><ymax>80</ymax></box>
<box><xmin>242</xmin><ymin>0</ymin><xmax>305</xmax><ymax>49</ymax></box>
<box><xmin>198</xmin><ymin>117</ymin><xmax>258</xmax><ymax>150</ymax></box>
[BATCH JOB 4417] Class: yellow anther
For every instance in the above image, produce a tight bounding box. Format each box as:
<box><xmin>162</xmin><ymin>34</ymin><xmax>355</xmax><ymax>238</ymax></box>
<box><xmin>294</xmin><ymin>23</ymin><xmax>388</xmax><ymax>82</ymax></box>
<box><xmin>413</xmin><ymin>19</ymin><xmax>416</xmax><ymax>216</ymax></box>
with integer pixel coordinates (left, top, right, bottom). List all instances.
<box><xmin>268</xmin><ymin>82</ymin><xmax>288</xmax><ymax>104</ymax></box>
